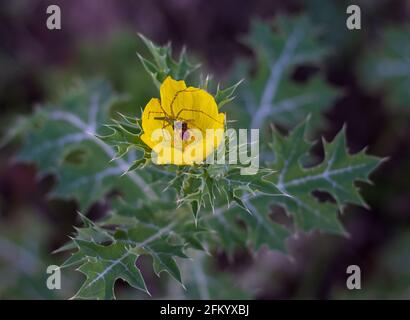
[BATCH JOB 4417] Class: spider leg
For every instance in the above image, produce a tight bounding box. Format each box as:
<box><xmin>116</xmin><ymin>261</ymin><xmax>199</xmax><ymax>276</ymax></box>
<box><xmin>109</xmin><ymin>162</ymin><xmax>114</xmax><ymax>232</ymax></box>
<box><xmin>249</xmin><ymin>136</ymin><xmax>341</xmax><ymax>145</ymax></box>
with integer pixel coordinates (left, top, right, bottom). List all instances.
<box><xmin>176</xmin><ymin>108</ymin><xmax>223</xmax><ymax>125</ymax></box>
<box><xmin>158</xmin><ymin>100</ymin><xmax>170</xmax><ymax>117</ymax></box>
<box><xmin>148</xmin><ymin>111</ymin><xmax>165</xmax><ymax>119</ymax></box>
<box><xmin>161</xmin><ymin>121</ymin><xmax>172</xmax><ymax>130</ymax></box>
<box><xmin>169</xmin><ymin>88</ymin><xmax>201</xmax><ymax>117</ymax></box>
<box><xmin>173</xmin><ymin>117</ymin><xmax>205</xmax><ymax>132</ymax></box>
<box><xmin>160</xmin><ymin>121</ymin><xmax>173</xmax><ymax>142</ymax></box>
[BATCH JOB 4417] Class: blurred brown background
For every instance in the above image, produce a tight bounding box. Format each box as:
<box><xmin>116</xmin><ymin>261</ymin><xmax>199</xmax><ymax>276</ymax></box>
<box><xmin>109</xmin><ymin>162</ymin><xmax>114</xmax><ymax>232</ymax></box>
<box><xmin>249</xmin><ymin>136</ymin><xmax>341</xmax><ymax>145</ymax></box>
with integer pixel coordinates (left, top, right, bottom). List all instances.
<box><xmin>0</xmin><ymin>0</ymin><xmax>409</xmax><ymax>299</ymax></box>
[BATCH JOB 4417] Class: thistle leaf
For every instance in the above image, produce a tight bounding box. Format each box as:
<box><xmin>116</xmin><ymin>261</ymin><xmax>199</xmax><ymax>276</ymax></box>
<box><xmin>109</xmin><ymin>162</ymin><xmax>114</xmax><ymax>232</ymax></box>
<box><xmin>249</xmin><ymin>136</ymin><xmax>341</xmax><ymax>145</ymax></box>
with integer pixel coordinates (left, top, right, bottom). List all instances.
<box><xmin>15</xmin><ymin>79</ymin><xmax>158</xmax><ymax>210</ymax></box>
<box><xmin>10</xmin><ymin>24</ymin><xmax>384</xmax><ymax>300</ymax></box>
<box><xmin>72</xmin><ymin>240</ymin><xmax>148</xmax><ymax>299</ymax></box>
<box><xmin>359</xmin><ymin>27</ymin><xmax>410</xmax><ymax>110</ymax></box>
<box><xmin>268</xmin><ymin>118</ymin><xmax>382</xmax><ymax>233</ymax></box>
<box><xmin>204</xmin><ymin>119</ymin><xmax>382</xmax><ymax>253</ymax></box>
<box><xmin>215</xmin><ymin>79</ymin><xmax>244</xmax><ymax>109</ymax></box>
<box><xmin>235</xmin><ymin>15</ymin><xmax>338</xmax><ymax>132</ymax></box>
<box><xmin>138</xmin><ymin>34</ymin><xmax>199</xmax><ymax>86</ymax></box>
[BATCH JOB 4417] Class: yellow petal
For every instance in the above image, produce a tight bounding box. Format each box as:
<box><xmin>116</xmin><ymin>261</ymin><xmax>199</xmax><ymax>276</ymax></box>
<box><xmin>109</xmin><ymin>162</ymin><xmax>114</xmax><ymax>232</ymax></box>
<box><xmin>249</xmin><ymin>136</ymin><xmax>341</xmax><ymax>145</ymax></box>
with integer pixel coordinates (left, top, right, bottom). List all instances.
<box><xmin>141</xmin><ymin>76</ymin><xmax>226</xmax><ymax>165</ymax></box>
<box><xmin>141</xmin><ymin>98</ymin><xmax>163</xmax><ymax>132</ymax></box>
<box><xmin>171</xmin><ymin>88</ymin><xmax>223</xmax><ymax>133</ymax></box>
<box><xmin>141</xmin><ymin>98</ymin><xmax>173</xmax><ymax>149</ymax></box>
<box><xmin>140</xmin><ymin>132</ymin><xmax>155</xmax><ymax>150</ymax></box>
<box><xmin>160</xmin><ymin>76</ymin><xmax>187</xmax><ymax>116</ymax></box>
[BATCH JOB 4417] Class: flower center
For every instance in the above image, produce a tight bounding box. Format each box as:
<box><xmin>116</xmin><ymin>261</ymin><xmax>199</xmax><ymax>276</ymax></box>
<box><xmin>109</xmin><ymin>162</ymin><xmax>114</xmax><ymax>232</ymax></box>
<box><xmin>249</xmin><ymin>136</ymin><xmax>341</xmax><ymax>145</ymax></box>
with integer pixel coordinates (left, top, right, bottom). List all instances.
<box><xmin>173</xmin><ymin>121</ymin><xmax>190</xmax><ymax>141</ymax></box>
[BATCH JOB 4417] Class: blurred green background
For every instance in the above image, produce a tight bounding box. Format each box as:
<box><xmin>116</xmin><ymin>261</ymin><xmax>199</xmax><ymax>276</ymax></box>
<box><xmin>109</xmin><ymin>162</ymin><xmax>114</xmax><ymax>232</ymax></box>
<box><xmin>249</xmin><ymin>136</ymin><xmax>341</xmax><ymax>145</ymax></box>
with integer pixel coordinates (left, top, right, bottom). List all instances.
<box><xmin>0</xmin><ymin>0</ymin><xmax>409</xmax><ymax>299</ymax></box>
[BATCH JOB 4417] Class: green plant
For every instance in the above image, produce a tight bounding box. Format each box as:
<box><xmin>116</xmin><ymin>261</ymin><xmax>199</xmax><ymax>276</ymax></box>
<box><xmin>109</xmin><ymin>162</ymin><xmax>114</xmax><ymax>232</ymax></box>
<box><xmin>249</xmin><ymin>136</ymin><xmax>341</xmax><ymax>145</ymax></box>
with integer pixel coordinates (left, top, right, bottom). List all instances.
<box><xmin>11</xmin><ymin>16</ymin><xmax>382</xmax><ymax>299</ymax></box>
<box><xmin>359</xmin><ymin>26</ymin><xmax>410</xmax><ymax>111</ymax></box>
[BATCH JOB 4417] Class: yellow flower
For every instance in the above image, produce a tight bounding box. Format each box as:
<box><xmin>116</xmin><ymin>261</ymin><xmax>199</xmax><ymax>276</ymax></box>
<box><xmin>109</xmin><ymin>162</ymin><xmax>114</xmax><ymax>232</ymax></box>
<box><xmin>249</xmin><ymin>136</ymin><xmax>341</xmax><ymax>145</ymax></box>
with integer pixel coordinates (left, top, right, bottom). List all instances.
<box><xmin>141</xmin><ymin>76</ymin><xmax>225</xmax><ymax>165</ymax></box>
